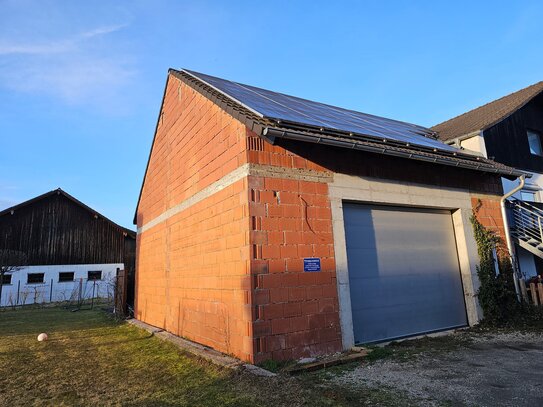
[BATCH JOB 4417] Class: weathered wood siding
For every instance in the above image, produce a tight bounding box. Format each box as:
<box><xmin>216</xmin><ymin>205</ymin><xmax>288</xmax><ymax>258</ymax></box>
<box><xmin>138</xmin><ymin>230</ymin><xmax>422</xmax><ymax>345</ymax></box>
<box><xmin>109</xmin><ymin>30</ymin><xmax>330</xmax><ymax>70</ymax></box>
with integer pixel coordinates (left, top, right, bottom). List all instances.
<box><xmin>484</xmin><ymin>93</ymin><xmax>543</xmax><ymax>173</ymax></box>
<box><xmin>124</xmin><ymin>235</ymin><xmax>136</xmax><ymax>307</ymax></box>
<box><xmin>0</xmin><ymin>192</ymin><xmax>134</xmax><ymax>266</ymax></box>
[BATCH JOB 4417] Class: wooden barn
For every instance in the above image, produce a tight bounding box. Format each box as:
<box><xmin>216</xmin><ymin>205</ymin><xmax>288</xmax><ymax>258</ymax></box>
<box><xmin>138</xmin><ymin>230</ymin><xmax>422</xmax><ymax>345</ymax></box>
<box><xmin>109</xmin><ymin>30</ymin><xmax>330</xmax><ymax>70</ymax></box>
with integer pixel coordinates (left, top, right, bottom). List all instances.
<box><xmin>0</xmin><ymin>188</ymin><xmax>136</xmax><ymax>308</ymax></box>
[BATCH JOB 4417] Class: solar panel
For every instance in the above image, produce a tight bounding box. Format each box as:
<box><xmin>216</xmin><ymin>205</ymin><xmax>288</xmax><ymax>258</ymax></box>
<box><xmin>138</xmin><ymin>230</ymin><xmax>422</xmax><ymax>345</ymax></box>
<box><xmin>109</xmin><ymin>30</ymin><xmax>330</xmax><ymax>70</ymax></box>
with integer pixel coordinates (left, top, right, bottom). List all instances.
<box><xmin>183</xmin><ymin>69</ymin><xmax>458</xmax><ymax>153</ymax></box>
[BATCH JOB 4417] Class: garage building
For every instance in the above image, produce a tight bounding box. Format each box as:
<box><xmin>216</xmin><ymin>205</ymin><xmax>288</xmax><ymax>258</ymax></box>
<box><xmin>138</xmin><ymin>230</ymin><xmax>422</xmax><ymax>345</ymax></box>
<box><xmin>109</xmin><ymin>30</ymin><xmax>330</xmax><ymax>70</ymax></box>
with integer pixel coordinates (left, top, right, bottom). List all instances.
<box><xmin>134</xmin><ymin>69</ymin><xmax>523</xmax><ymax>362</ymax></box>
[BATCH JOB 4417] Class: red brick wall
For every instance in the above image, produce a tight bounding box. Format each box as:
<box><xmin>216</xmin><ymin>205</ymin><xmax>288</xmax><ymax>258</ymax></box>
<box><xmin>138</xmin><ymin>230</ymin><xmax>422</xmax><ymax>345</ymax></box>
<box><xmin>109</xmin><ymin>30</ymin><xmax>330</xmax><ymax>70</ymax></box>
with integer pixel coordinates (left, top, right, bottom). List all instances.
<box><xmin>246</xmin><ymin>131</ymin><xmax>342</xmax><ymax>363</ymax></box>
<box><xmin>471</xmin><ymin>196</ymin><xmax>507</xmax><ymax>253</ymax></box>
<box><xmin>136</xmin><ymin>76</ymin><xmax>248</xmax><ymax>226</ymax></box>
<box><xmin>136</xmin><ymin>75</ymin><xmax>253</xmax><ymax>361</ymax></box>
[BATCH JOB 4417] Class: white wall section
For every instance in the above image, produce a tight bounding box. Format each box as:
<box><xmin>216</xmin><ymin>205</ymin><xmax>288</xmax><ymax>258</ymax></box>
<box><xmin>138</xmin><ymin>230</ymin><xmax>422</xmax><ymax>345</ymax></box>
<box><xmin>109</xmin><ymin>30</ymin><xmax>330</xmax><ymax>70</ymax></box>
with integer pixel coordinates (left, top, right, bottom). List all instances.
<box><xmin>0</xmin><ymin>263</ymin><xmax>123</xmax><ymax>307</ymax></box>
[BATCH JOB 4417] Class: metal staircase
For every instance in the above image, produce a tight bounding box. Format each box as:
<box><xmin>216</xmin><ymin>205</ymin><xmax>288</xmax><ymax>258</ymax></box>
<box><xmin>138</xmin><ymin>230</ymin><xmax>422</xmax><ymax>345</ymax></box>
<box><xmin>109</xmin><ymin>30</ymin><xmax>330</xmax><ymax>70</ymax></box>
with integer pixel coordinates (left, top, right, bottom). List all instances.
<box><xmin>509</xmin><ymin>199</ymin><xmax>543</xmax><ymax>259</ymax></box>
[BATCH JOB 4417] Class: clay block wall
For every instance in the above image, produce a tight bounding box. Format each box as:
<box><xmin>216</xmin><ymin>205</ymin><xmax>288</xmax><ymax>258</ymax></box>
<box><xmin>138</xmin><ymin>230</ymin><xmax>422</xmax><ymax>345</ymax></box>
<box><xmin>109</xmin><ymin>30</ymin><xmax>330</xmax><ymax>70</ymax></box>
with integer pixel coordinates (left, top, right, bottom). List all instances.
<box><xmin>471</xmin><ymin>196</ymin><xmax>507</xmax><ymax>255</ymax></box>
<box><xmin>136</xmin><ymin>76</ymin><xmax>248</xmax><ymax>225</ymax></box>
<box><xmin>136</xmin><ymin>75</ymin><xmax>253</xmax><ymax>361</ymax></box>
<box><xmin>246</xmin><ymin>132</ymin><xmax>342</xmax><ymax>363</ymax></box>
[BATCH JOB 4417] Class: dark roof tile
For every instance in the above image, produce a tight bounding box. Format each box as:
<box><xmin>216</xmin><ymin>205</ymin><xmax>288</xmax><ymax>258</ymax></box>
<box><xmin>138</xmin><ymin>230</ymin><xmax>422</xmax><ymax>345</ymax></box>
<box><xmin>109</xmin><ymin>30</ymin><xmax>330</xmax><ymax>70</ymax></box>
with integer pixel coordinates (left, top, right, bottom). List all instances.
<box><xmin>433</xmin><ymin>81</ymin><xmax>543</xmax><ymax>141</ymax></box>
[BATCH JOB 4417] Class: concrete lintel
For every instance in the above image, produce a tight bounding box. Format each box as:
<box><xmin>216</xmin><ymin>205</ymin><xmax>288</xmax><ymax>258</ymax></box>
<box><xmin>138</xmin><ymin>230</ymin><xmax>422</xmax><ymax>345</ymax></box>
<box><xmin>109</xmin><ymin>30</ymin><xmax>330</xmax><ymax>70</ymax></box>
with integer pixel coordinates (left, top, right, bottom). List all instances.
<box><xmin>138</xmin><ymin>163</ymin><xmax>333</xmax><ymax>234</ymax></box>
<box><xmin>248</xmin><ymin>164</ymin><xmax>333</xmax><ymax>183</ymax></box>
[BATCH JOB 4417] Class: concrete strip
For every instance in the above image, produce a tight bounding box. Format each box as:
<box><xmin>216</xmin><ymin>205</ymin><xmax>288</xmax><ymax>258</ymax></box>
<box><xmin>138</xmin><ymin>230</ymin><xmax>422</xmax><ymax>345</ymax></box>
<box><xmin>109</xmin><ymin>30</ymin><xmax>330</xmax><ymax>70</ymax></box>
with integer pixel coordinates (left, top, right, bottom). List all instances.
<box><xmin>242</xmin><ymin>363</ymin><xmax>278</xmax><ymax>377</ymax></box>
<box><xmin>127</xmin><ymin>319</ymin><xmax>277</xmax><ymax>376</ymax></box>
<box><xmin>128</xmin><ymin>318</ymin><xmax>242</xmax><ymax>368</ymax></box>
<box><xmin>138</xmin><ymin>163</ymin><xmax>332</xmax><ymax>234</ymax></box>
<box><xmin>138</xmin><ymin>163</ymin><xmax>251</xmax><ymax>234</ymax></box>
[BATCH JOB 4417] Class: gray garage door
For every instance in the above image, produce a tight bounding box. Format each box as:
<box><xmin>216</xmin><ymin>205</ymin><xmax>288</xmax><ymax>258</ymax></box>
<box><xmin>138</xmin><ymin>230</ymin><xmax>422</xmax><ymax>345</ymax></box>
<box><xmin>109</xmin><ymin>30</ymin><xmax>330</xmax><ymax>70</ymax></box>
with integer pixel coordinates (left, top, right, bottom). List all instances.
<box><xmin>343</xmin><ymin>203</ymin><xmax>468</xmax><ymax>344</ymax></box>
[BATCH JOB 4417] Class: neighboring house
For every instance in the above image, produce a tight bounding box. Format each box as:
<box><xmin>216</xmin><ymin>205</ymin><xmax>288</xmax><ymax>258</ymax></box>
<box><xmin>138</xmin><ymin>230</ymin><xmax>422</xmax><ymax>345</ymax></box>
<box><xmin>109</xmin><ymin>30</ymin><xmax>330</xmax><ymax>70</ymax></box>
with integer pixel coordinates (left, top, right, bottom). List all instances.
<box><xmin>0</xmin><ymin>189</ymin><xmax>136</xmax><ymax>307</ymax></box>
<box><xmin>433</xmin><ymin>82</ymin><xmax>543</xmax><ymax>279</ymax></box>
<box><xmin>134</xmin><ymin>69</ymin><xmax>522</xmax><ymax>363</ymax></box>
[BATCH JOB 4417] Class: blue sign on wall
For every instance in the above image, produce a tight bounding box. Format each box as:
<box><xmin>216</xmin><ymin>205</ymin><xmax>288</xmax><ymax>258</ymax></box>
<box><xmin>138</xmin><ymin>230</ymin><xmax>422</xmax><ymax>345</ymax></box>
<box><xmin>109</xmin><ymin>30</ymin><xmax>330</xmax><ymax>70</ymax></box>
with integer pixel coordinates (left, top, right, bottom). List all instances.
<box><xmin>303</xmin><ymin>258</ymin><xmax>321</xmax><ymax>272</ymax></box>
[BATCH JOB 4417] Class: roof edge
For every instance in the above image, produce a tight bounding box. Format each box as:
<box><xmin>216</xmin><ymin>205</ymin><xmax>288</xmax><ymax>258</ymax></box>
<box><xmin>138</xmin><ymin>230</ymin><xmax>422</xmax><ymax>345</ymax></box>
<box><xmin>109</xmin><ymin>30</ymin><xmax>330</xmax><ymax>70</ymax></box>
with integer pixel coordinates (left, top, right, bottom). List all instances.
<box><xmin>264</xmin><ymin>127</ymin><xmax>527</xmax><ymax>179</ymax></box>
<box><xmin>176</xmin><ymin>69</ymin><xmax>265</xmax><ymax>119</ymax></box>
<box><xmin>1</xmin><ymin>188</ymin><xmax>136</xmax><ymax>238</ymax></box>
<box><xmin>433</xmin><ymin>81</ymin><xmax>543</xmax><ymax>141</ymax></box>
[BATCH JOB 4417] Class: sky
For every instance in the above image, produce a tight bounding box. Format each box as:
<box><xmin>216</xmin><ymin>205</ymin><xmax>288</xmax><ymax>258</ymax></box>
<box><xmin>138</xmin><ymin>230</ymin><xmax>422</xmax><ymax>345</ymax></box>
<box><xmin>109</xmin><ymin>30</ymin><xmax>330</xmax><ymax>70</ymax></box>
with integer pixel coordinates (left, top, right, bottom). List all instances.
<box><xmin>1</xmin><ymin>0</ymin><xmax>542</xmax><ymax>228</ymax></box>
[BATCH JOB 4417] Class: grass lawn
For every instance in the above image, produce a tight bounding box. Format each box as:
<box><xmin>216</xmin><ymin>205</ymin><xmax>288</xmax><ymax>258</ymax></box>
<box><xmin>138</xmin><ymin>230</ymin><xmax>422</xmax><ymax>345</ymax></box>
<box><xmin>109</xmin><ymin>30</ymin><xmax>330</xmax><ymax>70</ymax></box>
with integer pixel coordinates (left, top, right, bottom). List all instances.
<box><xmin>0</xmin><ymin>306</ymin><xmax>407</xmax><ymax>406</ymax></box>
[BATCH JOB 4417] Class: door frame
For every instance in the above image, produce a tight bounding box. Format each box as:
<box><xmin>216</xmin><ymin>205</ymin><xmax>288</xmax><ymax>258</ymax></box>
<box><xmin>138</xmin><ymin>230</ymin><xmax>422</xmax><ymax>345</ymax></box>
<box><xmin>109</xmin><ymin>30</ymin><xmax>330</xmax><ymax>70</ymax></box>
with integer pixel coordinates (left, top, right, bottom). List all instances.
<box><xmin>329</xmin><ymin>174</ymin><xmax>483</xmax><ymax>350</ymax></box>
<box><xmin>341</xmin><ymin>202</ymin><xmax>469</xmax><ymax>344</ymax></box>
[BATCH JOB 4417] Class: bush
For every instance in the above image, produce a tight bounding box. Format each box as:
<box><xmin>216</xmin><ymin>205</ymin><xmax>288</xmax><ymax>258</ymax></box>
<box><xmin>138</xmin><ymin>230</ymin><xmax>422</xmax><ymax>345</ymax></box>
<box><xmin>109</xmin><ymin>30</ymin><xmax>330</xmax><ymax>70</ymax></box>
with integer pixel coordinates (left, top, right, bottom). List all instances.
<box><xmin>470</xmin><ymin>214</ymin><xmax>520</xmax><ymax>325</ymax></box>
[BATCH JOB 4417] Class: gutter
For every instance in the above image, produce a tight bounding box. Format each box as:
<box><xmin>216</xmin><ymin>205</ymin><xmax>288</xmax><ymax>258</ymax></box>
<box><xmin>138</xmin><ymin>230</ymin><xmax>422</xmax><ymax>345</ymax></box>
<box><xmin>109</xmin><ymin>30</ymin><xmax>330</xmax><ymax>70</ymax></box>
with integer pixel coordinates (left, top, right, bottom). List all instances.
<box><xmin>500</xmin><ymin>175</ymin><xmax>526</xmax><ymax>301</ymax></box>
<box><xmin>263</xmin><ymin>127</ymin><xmax>525</xmax><ymax>178</ymax></box>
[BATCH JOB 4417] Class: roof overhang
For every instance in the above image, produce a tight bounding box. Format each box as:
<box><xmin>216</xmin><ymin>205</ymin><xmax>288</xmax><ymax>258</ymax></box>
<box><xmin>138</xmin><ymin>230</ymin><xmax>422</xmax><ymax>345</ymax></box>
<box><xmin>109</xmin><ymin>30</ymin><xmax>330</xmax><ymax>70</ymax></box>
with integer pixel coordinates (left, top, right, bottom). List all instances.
<box><xmin>263</xmin><ymin>127</ymin><xmax>527</xmax><ymax>179</ymax></box>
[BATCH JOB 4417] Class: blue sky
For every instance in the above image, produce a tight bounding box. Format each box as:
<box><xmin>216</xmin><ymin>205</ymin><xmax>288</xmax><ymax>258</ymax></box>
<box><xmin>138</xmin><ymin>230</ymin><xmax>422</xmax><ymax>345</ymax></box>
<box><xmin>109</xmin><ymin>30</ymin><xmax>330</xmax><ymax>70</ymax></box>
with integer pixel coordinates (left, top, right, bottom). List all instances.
<box><xmin>1</xmin><ymin>0</ymin><xmax>542</xmax><ymax>228</ymax></box>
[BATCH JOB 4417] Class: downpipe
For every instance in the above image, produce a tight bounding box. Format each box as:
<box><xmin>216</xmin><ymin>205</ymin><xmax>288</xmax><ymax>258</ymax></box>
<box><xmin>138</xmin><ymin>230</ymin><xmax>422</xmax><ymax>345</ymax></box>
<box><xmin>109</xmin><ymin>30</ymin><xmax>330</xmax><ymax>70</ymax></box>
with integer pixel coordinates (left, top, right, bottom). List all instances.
<box><xmin>500</xmin><ymin>175</ymin><xmax>526</xmax><ymax>301</ymax></box>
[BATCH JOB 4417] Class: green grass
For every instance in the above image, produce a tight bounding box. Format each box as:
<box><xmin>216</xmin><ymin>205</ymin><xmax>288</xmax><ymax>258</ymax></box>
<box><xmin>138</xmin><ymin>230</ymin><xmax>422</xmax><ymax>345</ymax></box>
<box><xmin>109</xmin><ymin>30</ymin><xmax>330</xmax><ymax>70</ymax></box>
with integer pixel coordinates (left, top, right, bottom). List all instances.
<box><xmin>0</xmin><ymin>308</ymin><xmax>300</xmax><ymax>406</ymax></box>
<box><xmin>0</xmin><ymin>307</ymin><xmax>410</xmax><ymax>406</ymax></box>
<box><xmin>7</xmin><ymin>307</ymin><xmax>539</xmax><ymax>406</ymax></box>
<box><xmin>0</xmin><ymin>307</ymin><xmax>253</xmax><ymax>406</ymax></box>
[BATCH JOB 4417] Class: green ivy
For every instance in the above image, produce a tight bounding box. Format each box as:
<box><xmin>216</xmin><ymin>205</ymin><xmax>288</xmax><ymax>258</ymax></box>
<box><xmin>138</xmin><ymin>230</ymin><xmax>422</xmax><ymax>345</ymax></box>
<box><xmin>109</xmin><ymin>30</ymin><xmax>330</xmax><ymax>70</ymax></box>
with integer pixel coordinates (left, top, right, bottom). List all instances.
<box><xmin>470</xmin><ymin>213</ymin><xmax>519</xmax><ymax>325</ymax></box>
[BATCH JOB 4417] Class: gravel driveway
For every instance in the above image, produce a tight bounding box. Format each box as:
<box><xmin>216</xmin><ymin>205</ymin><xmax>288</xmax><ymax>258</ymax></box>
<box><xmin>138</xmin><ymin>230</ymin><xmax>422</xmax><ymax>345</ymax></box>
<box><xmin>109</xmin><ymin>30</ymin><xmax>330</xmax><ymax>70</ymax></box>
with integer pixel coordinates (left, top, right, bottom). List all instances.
<box><xmin>333</xmin><ymin>331</ymin><xmax>543</xmax><ymax>406</ymax></box>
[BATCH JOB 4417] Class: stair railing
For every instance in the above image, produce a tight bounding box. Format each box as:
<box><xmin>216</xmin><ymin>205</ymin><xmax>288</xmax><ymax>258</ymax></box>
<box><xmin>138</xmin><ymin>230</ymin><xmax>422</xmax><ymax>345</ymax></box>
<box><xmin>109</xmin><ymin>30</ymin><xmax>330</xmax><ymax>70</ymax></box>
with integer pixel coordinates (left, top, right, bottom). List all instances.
<box><xmin>510</xmin><ymin>199</ymin><xmax>543</xmax><ymax>247</ymax></box>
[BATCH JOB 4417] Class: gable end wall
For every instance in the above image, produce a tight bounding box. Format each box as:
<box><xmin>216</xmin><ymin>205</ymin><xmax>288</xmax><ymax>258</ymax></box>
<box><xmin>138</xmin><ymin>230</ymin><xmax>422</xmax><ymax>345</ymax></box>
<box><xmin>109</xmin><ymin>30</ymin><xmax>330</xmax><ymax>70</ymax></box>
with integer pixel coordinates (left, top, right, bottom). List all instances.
<box><xmin>136</xmin><ymin>75</ymin><xmax>254</xmax><ymax>361</ymax></box>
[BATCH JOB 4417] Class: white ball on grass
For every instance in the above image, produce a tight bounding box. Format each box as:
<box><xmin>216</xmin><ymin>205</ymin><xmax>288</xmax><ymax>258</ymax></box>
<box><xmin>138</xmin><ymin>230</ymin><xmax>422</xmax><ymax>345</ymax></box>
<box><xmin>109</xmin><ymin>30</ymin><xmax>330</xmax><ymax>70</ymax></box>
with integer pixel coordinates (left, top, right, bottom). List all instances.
<box><xmin>37</xmin><ymin>333</ymin><xmax>48</xmax><ymax>342</ymax></box>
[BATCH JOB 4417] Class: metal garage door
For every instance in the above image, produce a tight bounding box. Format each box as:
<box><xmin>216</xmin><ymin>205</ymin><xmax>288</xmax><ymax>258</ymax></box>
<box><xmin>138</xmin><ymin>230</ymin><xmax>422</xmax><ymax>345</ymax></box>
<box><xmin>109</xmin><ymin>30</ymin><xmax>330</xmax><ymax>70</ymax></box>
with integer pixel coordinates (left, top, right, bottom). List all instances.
<box><xmin>343</xmin><ymin>203</ymin><xmax>467</xmax><ymax>344</ymax></box>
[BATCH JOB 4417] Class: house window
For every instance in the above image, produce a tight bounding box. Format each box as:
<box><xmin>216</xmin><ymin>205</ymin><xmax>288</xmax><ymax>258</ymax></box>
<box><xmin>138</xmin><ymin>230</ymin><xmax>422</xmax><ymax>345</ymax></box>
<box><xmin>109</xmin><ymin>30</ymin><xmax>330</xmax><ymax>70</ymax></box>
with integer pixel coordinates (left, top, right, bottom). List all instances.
<box><xmin>58</xmin><ymin>272</ymin><xmax>74</xmax><ymax>282</ymax></box>
<box><xmin>88</xmin><ymin>271</ymin><xmax>102</xmax><ymax>281</ymax></box>
<box><xmin>1</xmin><ymin>274</ymin><xmax>12</xmax><ymax>285</ymax></box>
<box><xmin>27</xmin><ymin>273</ymin><xmax>44</xmax><ymax>284</ymax></box>
<box><xmin>527</xmin><ymin>130</ymin><xmax>543</xmax><ymax>156</ymax></box>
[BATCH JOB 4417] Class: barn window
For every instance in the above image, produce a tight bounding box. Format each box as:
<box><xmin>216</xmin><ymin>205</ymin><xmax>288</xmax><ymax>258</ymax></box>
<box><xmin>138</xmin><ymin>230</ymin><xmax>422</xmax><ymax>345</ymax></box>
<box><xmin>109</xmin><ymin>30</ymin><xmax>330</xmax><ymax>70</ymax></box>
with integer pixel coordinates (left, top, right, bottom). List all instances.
<box><xmin>88</xmin><ymin>271</ymin><xmax>102</xmax><ymax>281</ymax></box>
<box><xmin>58</xmin><ymin>272</ymin><xmax>74</xmax><ymax>282</ymax></box>
<box><xmin>527</xmin><ymin>130</ymin><xmax>543</xmax><ymax>156</ymax></box>
<box><xmin>1</xmin><ymin>274</ymin><xmax>12</xmax><ymax>285</ymax></box>
<box><xmin>27</xmin><ymin>273</ymin><xmax>44</xmax><ymax>284</ymax></box>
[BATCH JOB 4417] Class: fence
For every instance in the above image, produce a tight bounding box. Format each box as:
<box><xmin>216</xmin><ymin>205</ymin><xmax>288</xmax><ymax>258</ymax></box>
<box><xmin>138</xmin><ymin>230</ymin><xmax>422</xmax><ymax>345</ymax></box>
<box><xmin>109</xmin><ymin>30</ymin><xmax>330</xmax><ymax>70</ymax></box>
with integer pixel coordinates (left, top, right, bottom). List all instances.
<box><xmin>1</xmin><ymin>275</ymin><xmax>119</xmax><ymax>310</ymax></box>
<box><xmin>114</xmin><ymin>268</ymin><xmax>128</xmax><ymax>317</ymax></box>
<box><xmin>520</xmin><ymin>278</ymin><xmax>543</xmax><ymax>306</ymax></box>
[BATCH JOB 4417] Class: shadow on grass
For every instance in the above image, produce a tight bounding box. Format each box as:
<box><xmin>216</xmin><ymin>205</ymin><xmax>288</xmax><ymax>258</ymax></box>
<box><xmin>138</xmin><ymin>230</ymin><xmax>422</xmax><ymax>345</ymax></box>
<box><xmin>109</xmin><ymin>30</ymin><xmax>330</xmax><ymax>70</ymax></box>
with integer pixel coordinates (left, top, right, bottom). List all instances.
<box><xmin>0</xmin><ymin>307</ymin><xmax>116</xmax><ymax>336</ymax></box>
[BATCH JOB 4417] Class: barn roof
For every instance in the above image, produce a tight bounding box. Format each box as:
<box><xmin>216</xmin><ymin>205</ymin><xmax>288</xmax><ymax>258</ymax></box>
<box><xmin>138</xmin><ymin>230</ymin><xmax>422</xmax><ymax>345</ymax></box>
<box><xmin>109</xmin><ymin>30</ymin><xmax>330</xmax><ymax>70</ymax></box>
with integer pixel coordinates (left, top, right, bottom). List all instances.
<box><xmin>0</xmin><ymin>188</ymin><xmax>136</xmax><ymax>238</ymax></box>
<box><xmin>432</xmin><ymin>81</ymin><xmax>543</xmax><ymax>142</ymax></box>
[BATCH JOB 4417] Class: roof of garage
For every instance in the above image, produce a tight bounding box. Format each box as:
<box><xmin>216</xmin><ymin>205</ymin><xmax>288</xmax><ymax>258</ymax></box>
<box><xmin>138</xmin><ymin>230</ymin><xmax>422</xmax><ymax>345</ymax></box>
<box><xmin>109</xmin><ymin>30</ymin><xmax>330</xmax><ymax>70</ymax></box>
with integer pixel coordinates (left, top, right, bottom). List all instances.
<box><xmin>171</xmin><ymin>69</ymin><xmax>524</xmax><ymax>179</ymax></box>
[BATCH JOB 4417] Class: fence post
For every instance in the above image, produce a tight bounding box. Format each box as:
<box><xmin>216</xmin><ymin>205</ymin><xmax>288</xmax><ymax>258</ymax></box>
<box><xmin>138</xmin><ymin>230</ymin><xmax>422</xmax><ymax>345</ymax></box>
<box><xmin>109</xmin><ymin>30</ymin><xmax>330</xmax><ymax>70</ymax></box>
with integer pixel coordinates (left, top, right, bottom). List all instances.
<box><xmin>16</xmin><ymin>281</ymin><xmax>20</xmax><ymax>306</ymax></box>
<box><xmin>91</xmin><ymin>280</ymin><xmax>96</xmax><ymax>309</ymax></box>
<box><xmin>78</xmin><ymin>278</ymin><xmax>82</xmax><ymax>307</ymax></box>
<box><xmin>530</xmin><ymin>283</ymin><xmax>539</xmax><ymax>305</ymax></box>
<box><xmin>520</xmin><ymin>278</ymin><xmax>530</xmax><ymax>303</ymax></box>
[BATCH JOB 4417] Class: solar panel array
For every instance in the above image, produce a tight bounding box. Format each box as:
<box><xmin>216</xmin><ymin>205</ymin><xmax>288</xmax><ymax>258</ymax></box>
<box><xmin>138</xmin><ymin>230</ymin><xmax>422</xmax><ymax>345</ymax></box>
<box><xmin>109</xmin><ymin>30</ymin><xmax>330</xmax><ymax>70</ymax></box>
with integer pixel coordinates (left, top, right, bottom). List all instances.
<box><xmin>183</xmin><ymin>69</ymin><xmax>458</xmax><ymax>153</ymax></box>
